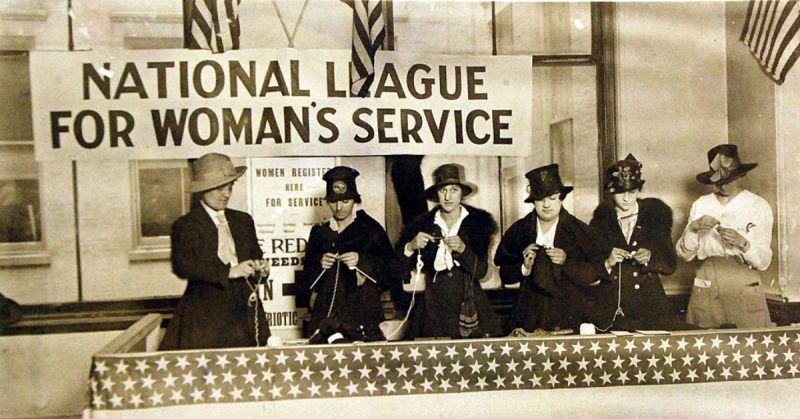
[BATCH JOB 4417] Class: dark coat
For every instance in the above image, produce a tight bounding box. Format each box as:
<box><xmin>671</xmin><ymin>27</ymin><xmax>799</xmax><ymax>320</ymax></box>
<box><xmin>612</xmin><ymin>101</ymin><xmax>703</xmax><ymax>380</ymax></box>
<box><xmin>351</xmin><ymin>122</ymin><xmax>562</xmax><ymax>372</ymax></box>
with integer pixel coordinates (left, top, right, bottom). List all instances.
<box><xmin>160</xmin><ymin>205</ymin><xmax>270</xmax><ymax>350</ymax></box>
<box><xmin>494</xmin><ymin>209</ymin><xmax>603</xmax><ymax>332</ymax></box>
<box><xmin>392</xmin><ymin>205</ymin><xmax>503</xmax><ymax>339</ymax></box>
<box><xmin>297</xmin><ymin>210</ymin><xmax>394</xmax><ymax>337</ymax></box>
<box><xmin>589</xmin><ymin>198</ymin><xmax>677</xmax><ymax>330</ymax></box>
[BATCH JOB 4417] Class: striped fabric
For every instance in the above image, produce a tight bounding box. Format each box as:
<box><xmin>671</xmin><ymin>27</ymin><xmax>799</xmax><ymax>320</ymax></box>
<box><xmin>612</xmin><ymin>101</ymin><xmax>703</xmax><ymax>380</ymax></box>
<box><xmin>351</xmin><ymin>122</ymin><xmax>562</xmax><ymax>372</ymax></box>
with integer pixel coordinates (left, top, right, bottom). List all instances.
<box><xmin>345</xmin><ymin>0</ymin><xmax>386</xmax><ymax>97</ymax></box>
<box><xmin>741</xmin><ymin>0</ymin><xmax>800</xmax><ymax>84</ymax></box>
<box><xmin>185</xmin><ymin>0</ymin><xmax>242</xmax><ymax>53</ymax></box>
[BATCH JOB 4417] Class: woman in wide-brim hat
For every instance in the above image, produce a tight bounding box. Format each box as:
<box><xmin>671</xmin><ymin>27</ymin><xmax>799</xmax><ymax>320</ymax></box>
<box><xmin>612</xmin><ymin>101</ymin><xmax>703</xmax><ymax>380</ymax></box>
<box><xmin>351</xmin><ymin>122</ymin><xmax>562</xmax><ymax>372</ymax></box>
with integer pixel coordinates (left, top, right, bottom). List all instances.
<box><xmin>160</xmin><ymin>153</ymin><xmax>271</xmax><ymax>350</ymax></box>
<box><xmin>392</xmin><ymin>163</ymin><xmax>502</xmax><ymax>339</ymax></box>
<box><xmin>589</xmin><ymin>154</ymin><xmax>680</xmax><ymax>331</ymax></box>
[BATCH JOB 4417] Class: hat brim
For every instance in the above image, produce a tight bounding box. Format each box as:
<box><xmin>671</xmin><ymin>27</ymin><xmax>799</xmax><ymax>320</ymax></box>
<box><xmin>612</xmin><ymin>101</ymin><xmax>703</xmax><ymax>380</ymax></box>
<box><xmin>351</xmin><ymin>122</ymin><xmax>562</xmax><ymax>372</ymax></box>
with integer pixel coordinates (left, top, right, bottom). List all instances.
<box><xmin>524</xmin><ymin>186</ymin><xmax>573</xmax><ymax>203</ymax></box>
<box><xmin>695</xmin><ymin>163</ymin><xmax>756</xmax><ymax>185</ymax></box>
<box><xmin>425</xmin><ymin>182</ymin><xmax>475</xmax><ymax>202</ymax></box>
<box><xmin>188</xmin><ymin>166</ymin><xmax>247</xmax><ymax>193</ymax></box>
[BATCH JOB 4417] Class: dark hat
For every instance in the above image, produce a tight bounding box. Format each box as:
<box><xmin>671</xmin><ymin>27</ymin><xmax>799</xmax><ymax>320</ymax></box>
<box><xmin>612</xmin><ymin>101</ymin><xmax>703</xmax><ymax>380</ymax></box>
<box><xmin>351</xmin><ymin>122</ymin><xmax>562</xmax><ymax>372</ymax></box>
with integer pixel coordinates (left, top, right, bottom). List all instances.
<box><xmin>322</xmin><ymin>166</ymin><xmax>361</xmax><ymax>203</ymax></box>
<box><xmin>605</xmin><ymin>154</ymin><xmax>645</xmax><ymax>193</ymax></box>
<box><xmin>524</xmin><ymin>164</ymin><xmax>573</xmax><ymax>203</ymax></box>
<box><xmin>188</xmin><ymin>153</ymin><xmax>246</xmax><ymax>193</ymax></box>
<box><xmin>696</xmin><ymin>144</ymin><xmax>757</xmax><ymax>185</ymax></box>
<box><xmin>424</xmin><ymin>163</ymin><xmax>475</xmax><ymax>201</ymax></box>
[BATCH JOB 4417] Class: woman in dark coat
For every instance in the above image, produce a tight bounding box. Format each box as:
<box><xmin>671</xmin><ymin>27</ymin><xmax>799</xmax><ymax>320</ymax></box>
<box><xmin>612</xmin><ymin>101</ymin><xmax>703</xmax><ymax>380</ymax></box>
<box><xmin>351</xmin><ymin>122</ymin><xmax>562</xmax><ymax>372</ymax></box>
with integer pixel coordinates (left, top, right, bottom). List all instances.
<box><xmin>494</xmin><ymin>164</ymin><xmax>603</xmax><ymax>333</ymax></box>
<box><xmin>160</xmin><ymin>153</ymin><xmax>270</xmax><ymax>350</ymax></box>
<box><xmin>589</xmin><ymin>154</ymin><xmax>678</xmax><ymax>331</ymax></box>
<box><xmin>393</xmin><ymin>163</ymin><xmax>502</xmax><ymax>339</ymax></box>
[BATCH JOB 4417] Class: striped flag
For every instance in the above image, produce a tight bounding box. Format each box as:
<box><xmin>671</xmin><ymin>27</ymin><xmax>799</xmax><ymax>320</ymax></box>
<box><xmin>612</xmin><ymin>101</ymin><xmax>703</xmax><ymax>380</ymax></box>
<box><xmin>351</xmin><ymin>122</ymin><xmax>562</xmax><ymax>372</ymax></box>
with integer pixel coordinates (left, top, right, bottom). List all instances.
<box><xmin>184</xmin><ymin>0</ymin><xmax>242</xmax><ymax>53</ymax></box>
<box><xmin>344</xmin><ymin>0</ymin><xmax>386</xmax><ymax>97</ymax></box>
<box><xmin>741</xmin><ymin>0</ymin><xmax>800</xmax><ymax>84</ymax></box>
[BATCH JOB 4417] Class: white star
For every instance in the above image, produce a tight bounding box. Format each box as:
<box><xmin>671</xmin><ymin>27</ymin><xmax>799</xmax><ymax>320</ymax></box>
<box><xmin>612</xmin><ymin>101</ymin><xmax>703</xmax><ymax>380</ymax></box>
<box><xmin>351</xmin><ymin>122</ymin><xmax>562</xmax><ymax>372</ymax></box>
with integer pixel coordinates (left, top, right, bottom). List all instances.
<box><xmin>564</xmin><ymin>373</ymin><xmax>577</xmax><ymax>386</ymax></box>
<box><xmin>346</xmin><ymin>381</ymin><xmax>359</xmax><ymax>395</ymax></box>
<box><xmin>255</xmin><ymin>353</ymin><xmax>268</xmax><ymax>368</ymax></box>
<box><xmin>169</xmin><ymin>389</ymin><xmax>184</xmax><ymax>403</ymax></box>
<box><xmin>779</xmin><ymin>333</ymin><xmax>791</xmax><ymax>346</ymax></box>
<box><xmin>669</xmin><ymin>371</ymin><xmax>681</xmax><ymax>382</ymax></box>
<box><xmin>191</xmin><ymin>388</ymin><xmax>204</xmax><ymax>402</ymax></box>
<box><xmin>426</xmin><ymin>346</ymin><xmax>440</xmax><ymax>360</ymax></box>
<box><xmin>720</xmin><ymin>367</ymin><xmax>733</xmax><ymax>380</ymax></box>
<box><xmin>784</xmin><ymin>349</ymin><xmax>796</xmax><ymax>362</ymax></box>
<box><xmin>727</xmin><ymin>335</ymin><xmax>740</xmax><ymax>349</ymax></box>
<box><xmin>624</xmin><ymin>340</ymin><xmax>637</xmax><ymax>352</ymax></box>
<box><xmin>293</xmin><ymin>351</ymin><xmax>308</xmax><ymax>364</ymax></box>
<box><xmin>269</xmin><ymin>385</ymin><xmax>283</xmax><ymax>399</ymax></box>
<box><xmin>612</xmin><ymin>355</ymin><xmax>625</xmax><ymax>369</ymax></box>
<box><xmin>576</xmin><ymin>357</ymin><xmax>590</xmax><ymax>371</ymax></box>
<box><xmin>771</xmin><ymin>365</ymin><xmax>783</xmax><ymax>377</ymax></box>
<box><xmin>221</xmin><ymin>370</ymin><xmax>235</xmax><ymax>385</ymax></box>
<box><xmin>523</xmin><ymin>358</ymin><xmax>536</xmax><ymax>371</ymax></box>
<box><xmin>275</xmin><ymin>352</ymin><xmax>290</xmax><ymax>365</ymax></box>
<box><xmin>754</xmin><ymin>366</ymin><xmax>767</xmax><ymax>379</ymax></box>
<box><xmin>352</xmin><ymin>348</ymin><xmax>366</xmax><ymax>362</ymax></box>
<box><xmin>162</xmin><ymin>373</ymin><xmax>178</xmax><ymax>388</ymax></box>
<box><xmin>646</xmin><ymin>355</ymin><xmax>659</xmax><ymax>368</ymax></box>
<box><xmin>312</xmin><ymin>351</ymin><xmax>327</xmax><ymax>364</ymax></box>
<box><xmin>475</xmin><ymin>376</ymin><xmax>488</xmax><ymax>390</ymax></box>
<box><xmin>432</xmin><ymin>362</ymin><xmax>446</xmax><ymax>377</ymax></box>
<box><xmin>600</xmin><ymin>372</ymin><xmax>613</xmax><ymax>385</ymax></box>
<box><xmin>320</xmin><ymin>367</ymin><xmax>334</xmax><ymax>380</ymax></box>
<box><xmin>795</xmin><ymin>332</ymin><xmax>800</xmax><ymax>345</ymax></box>
<box><xmin>175</xmin><ymin>356</ymin><xmax>191</xmax><ymax>370</ymax></box>
<box><xmin>109</xmin><ymin>394</ymin><xmax>123</xmax><ymax>408</ymax></box>
<box><xmin>788</xmin><ymin>365</ymin><xmax>800</xmax><ymax>376</ymax></box>
<box><xmin>371</xmin><ymin>348</ymin><xmax>385</xmax><ymax>362</ymax></box>
<box><xmin>215</xmin><ymin>354</ymin><xmax>230</xmax><ymax>369</ymax></box>
<box><xmin>396</xmin><ymin>364</ymin><xmax>410</xmax><ymax>377</ymax></box>
<box><xmin>765</xmin><ymin>350</ymin><xmax>778</xmax><ymax>363</ymax></box>
<box><xmin>628</xmin><ymin>354</ymin><xmax>641</xmax><ymax>368</ymax></box>
<box><xmin>236</xmin><ymin>353</ymin><xmax>250</xmax><ymax>367</ymax></box>
<box><xmin>558</xmin><ymin>358</ymin><xmax>571</xmax><ymax>371</ymax></box>
<box><xmin>594</xmin><ymin>356</ymin><xmax>607</xmax><ymax>369</ymax></box>
<box><xmin>693</xmin><ymin>337</ymin><xmax>706</xmax><ymax>350</ymax></box>
<box><xmin>542</xmin><ymin>357</ymin><xmax>555</xmax><ymax>372</ymax></box>
<box><xmin>421</xmin><ymin>378</ymin><xmax>435</xmax><ymax>392</ymax></box>
<box><xmin>737</xmin><ymin>366</ymin><xmax>750</xmax><ymax>378</ymax></box>
<box><xmin>536</xmin><ymin>342</ymin><xmax>549</xmax><ymax>355</ymax></box>
<box><xmin>749</xmin><ymin>351</ymin><xmax>763</xmax><ymax>364</ymax></box>
<box><xmin>383</xmin><ymin>380</ymin><xmax>397</xmax><ymax>393</ymax></box>
<box><xmin>745</xmin><ymin>335</ymin><xmax>757</xmax><ymax>348</ymax></box>
<box><xmin>547</xmin><ymin>375</ymin><xmax>560</xmax><ymax>387</ymax></box>
<box><xmin>659</xmin><ymin>339</ymin><xmax>671</xmax><ymax>351</ymax></box>
<box><xmin>506</xmin><ymin>359</ymin><xmax>520</xmax><ymax>372</ymax></box>
<box><xmin>230</xmin><ymin>386</ymin><xmax>244</xmax><ymax>401</ymax></box>
<box><xmin>101</xmin><ymin>376</ymin><xmax>115</xmax><ymax>391</ymax></box>
<box><xmin>307</xmin><ymin>383</ymin><xmax>321</xmax><ymax>397</ymax></box>
<box><xmin>571</xmin><ymin>341</ymin><xmax>585</xmax><ymax>355</ymax></box>
<box><xmin>134</xmin><ymin>360</ymin><xmax>150</xmax><ymax>374</ymax></box>
<box><xmin>530</xmin><ymin>374</ymin><xmax>543</xmax><ymax>387</ymax></box>
<box><xmin>710</xmin><ymin>336</ymin><xmax>723</xmax><ymax>349</ymax></box>
<box><xmin>407</xmin><ymin>347</ymin><xmax>421</xmax><ymax>361</ymax></box>
<box><xmin>553</xmin><ymin>342</ymin><xmax>566</xmax><ymax>356</ymax></box>
<box><xmin>249</xmin><ymin>386</ymin><xmax>264</xmax><ymax>400</ymax></box>
<box><xmin>365</xmin><ymin>381</ymin><xmax>379</xmax><ymax>395</ymax></box>
<box><xmin>327</xmin><ymin>383</ymin><xmax>341</xmax><ymax>396</ymax></box>
<box><xmin>209</xmin><ymin>387</ymin><xmax>224</xmax><ymax>402</ymax></box>
<box><xmin>663</xmin><ymin>353</ymin><xmax>675</xmax><ymax>367</ymax></box>
<box><xmin>123</xmin><ymin>377</ymin><xmax>136</xmax><ymax>391</ymax></box>
<box><xmin>703</xmin><ymin>368</ymin><xmax>716</xmax><ymax>380</ymax></box>
<box><xmin>607</xmin><ymin>341</ymin><xmax>620</xmax><ymax>353</ymax></box>
<box><xmin>261</xmin><ymin>368</ymin><xmax>275</xmax><ymax>383</ymax></box>
<box><xmin>676</xmin><ymin>338</ymin><xmax>688</xmax><ymax>351</ymax></box>
<box><xmin>482</xmin><ymin>344</ymin><xmax>495</xmax><ymax>357</ymax></box>
<box><xmin>652</xmin><ymin>370</ymin><xmax>664</xmax><ymax>383</ymax></box>
<box><xmin>493</xmin><ymin>376</ymin><xmax>506</xmax><ymax>388</ymax></box>
<box><xmin>715</xmin><ymin>352</ymin><xmax>728</xmax><ymax>365</ymax></box>
<box><xmin>414</xmin><ymin>364</ymin><xmax>428</xmax><ymax>376</ymax></box>
<box><xmin>732</xmin><ymin>351</ymin><xmax>744</xmax><ymax>364</ymax></box>
<box><xmin>697</xmin><ymin>352</ymin><xmax>710</xmax><ymax>365</ymax></box>
<box><xmin>581</xmin><ymin>373</ymin><xmax>595</xmax><ymax>386</ymax></box>
<box><xmin>92</xmin><ymin>394</ymin><xmax>105</xmax><ymax>409</ymax></box>
<box><xmin>338</xmin><ymin>364</ymin><xmax>352</xmax><ymax>379</ymax></box>
<box><xmin>518</xmin><ymin>342</ymin><xmax>532</xmax><ymax>356</ymax></box>
<box><xmin>511</xmin><ymin>374</ymin><xmax>525</xmax><ymax>388</ymax></box>
<box><xmin>500</xmin><ymin>343</ymin><xmax>513</xmax><ymax>357</ymax></box>
<box><xmin>589</xmin><ymin>341</ymin><xmax>602</xmax><ymax>355</ymax></box>
<box><xmin>203</xmin><ymin>371</ymin><xmax>217</xmax><ymax>386</ymax></box>
<box><xmin>141</xmin><ymin>375</ymin><xmax>156</xmax><ymax>389</ymax></box>
<box><xmin>641</xmin><ymin>339</ymin><xmax>654</xmax><ymax>352</ymax></box>
<box><xmin>469</xmin><ymin>360</ymin><xmax>482</xmax><ymax>375</ymax></box>
<box><xmin>281</xmin><ymin>369</ymin><xmax>295</xmax><ymax>383</ymax></box>
<box><xmin>686</xmin><ymin>369</ymin><xmax>698</xmax><ymax>382</ymax></box>
<box><xmin>196</xmin><ymin>354</ymin><xmax>211</xmax><ymax>369</ymax></box>
<box><xmin>287</xmin><ymin>384</ymin><xmax>301</xmax><ymax>398</ymax></box>
<box><xmin>486</xmin><ymin>359</ymin><xmax>499</xmax><ymax>373</ymax></box>
<box><xmin>332</xmin><ymin>349</ymin><xmax>346</xmax><ymax>363</ymax></box>
<box><xmin>681</xmin><ymin>354</ymin><xmax>695</xmax><ymax>366</ymax></box>
<box><xmin>376</xmin><ymin>363</ymin><xmax>390</xmax><ymax>378</ymax></box>
<box><xmin>438</xmin><ymin>378</ymin><xmax>452</xmax><ymax>392</ymax></box>
<box><xmin>402</xmin><ymin>380</ymin><xmax>416</xmax><ymax>393</ymax></box>
<box><xmin>463</xmin><ymin>344</ymin><xmax>477</xmax><ymax>358</ymax></box>
<box><xmin>450</xmin><ymin>361</ymin><xmax>463</xmax><ymax>375</ymax></box>
<box><xmin>762</xmin><ymin>334</ymin><xmax>774</xmax><ymax>347</ymax></box>
<box><xmin>458</xmin><ymin>377</ymin><xmax>471</xmax><ymax>390</ymax></box>
<box><xmin>635</xmin><ymin>370</ymin><xmax>647</xmax><ymax>383</ymax></box>
<box><xmin>243</xmin><ymin>370</ymin><xmax>256</xmax><ymax>384</ymax></box>
<box><xmin>129</xmin><ymin>393</ymin><xmax>143</xmax><ymax>408</ymax></box>
<box><xmin>94</xmin><ymin>361</ymin><xmax>109</xmax><ymax>375</ymax></box>
<box><xmin>391</xmin><ymin>347</ymin><xmax>405</xmax><ymax>361</ymax></box>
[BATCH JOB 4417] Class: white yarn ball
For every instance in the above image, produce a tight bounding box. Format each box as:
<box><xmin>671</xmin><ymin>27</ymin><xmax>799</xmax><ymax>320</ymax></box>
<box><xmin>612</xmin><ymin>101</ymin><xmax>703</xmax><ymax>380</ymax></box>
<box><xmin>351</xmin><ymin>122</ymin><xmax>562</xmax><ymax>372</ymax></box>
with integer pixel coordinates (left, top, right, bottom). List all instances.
<box><xmin>267</xmin><ymin>335</ymin><xmax>283</xmax><ymax>347</ymax></box>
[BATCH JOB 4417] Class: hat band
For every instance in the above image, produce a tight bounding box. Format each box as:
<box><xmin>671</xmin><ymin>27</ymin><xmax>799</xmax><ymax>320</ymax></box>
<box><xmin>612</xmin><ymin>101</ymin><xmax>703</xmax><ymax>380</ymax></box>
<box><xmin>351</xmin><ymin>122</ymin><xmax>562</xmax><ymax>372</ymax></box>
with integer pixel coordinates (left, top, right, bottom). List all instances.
<box><xmin>708</xmin><ymin>153</ymin><xmax>740</xmax><ymax>183</ymax></box>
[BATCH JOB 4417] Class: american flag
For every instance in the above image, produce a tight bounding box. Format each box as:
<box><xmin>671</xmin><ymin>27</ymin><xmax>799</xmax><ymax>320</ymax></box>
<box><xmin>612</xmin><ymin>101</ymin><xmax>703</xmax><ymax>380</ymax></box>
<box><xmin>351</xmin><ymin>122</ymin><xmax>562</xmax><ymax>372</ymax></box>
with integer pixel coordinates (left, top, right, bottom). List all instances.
<box><xmin>87</xmin><ymin>327</ymin><xmax>800</xmax><ymax>410</ymax></box>
<box><xmin>344</xmin><ymin>0</ymin><xmax>386</xmax><ymax>97</ymax></box>
<box><xmin>184</xmin><ymin>0</ymin><xmax>242</xmax><ymax>53</ymax></box>
<box><xmin>741</xmin><ymin>0</ymin><xmax>800</xmax><ymax>84</ymax></box>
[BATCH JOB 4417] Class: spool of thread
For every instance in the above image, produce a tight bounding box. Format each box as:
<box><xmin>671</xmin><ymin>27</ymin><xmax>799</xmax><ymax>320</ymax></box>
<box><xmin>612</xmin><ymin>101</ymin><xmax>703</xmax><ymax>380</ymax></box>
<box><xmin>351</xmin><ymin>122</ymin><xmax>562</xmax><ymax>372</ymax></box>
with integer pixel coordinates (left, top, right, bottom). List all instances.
<box><xmin>580</xmin><ymin>323</ymin><xmax>596</xmax><ymax>335</ymax></box>
<box><xmin>267</xmin><ymin>335</ymin><xmax>283</xmax><ymax>347</ymax></box>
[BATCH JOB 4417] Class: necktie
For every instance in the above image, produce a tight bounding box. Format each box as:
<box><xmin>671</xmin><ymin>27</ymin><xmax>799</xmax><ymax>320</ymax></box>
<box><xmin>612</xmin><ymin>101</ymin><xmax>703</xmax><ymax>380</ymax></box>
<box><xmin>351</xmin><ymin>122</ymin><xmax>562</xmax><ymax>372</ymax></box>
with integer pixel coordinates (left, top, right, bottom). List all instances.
<box><xmin>216</xmin><ymin>211</ymin><xmax>237</xmax><ymax>265</ymax></box>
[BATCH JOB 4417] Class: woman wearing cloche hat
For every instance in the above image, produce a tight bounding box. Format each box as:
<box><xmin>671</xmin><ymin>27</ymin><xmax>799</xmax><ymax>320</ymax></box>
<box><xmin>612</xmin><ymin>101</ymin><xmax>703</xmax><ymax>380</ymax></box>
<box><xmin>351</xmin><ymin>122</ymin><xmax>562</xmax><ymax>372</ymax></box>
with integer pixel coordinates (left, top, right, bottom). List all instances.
<box><xmin>160</xmin><ymin>153</ymin><xmax>272</xmax><ymax>350</ymax></box>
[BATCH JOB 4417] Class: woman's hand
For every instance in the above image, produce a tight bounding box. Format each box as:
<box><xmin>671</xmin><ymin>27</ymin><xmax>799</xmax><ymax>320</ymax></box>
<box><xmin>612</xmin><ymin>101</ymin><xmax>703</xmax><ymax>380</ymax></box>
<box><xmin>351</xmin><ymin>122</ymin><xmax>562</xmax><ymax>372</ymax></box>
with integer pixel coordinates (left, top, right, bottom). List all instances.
<box><xmin>605</xmin><ymin>247</ymin><xmax>630</xmax><ymax>269</ymax></box>
<box><xmin>522</xmin><ymin>244</ymin><xmax>538</xmax><ymax>270</ymax></box>
<box><xmin>338</xmin><ymin>252</ymin><xmax>360</xmax><ymax>269</ymax></box>
<box><xmin>689</xmin><ymin>215</ymin><xmax>720</xmax><ymax>233</ymax></box>
<box><xmin>229</xmin><ymin>260</ymin><xmax>255</xmax><ymax>278</ymax></box>
<box><xmin>443</xmin><ymin>236</ymin><xmax>466</xmax><ymax>253</ymax></box>
<box><xmin>320</xmin><ymin>253</ymin><xmax>337</xmax><ymax>269</ymax></box>
<box><xmin>632</xmin><ymin>248</ymin><xmax>652</xmax><ymax>265</ymax></box>
<box><xmin>408</xmin><ymin>232</ymin><xmax>436</xmax><ymax>251</ymax></box>
<box><xmin>546</xmin><ymin>247</ymin><xmax>567</xmax><ymax>265</ymax></box>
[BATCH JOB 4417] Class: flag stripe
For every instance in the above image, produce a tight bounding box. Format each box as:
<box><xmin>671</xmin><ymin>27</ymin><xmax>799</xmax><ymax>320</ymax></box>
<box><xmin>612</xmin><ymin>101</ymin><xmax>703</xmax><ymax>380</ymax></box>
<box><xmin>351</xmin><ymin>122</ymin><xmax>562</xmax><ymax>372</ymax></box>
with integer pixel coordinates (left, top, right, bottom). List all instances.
<box><xmin>187</xmin><ymin>0</ymin><xmax>241</xmax><ymax>54</ymax></box>
<box><xmin>741</xmin><ymin>0</ymin><xmax>800</xmax><ymax>84</ymax></box>
<box><xmin>348</xmin><ymin>0</ymin><xmax>385</xmax><ymax>96</ymax></box>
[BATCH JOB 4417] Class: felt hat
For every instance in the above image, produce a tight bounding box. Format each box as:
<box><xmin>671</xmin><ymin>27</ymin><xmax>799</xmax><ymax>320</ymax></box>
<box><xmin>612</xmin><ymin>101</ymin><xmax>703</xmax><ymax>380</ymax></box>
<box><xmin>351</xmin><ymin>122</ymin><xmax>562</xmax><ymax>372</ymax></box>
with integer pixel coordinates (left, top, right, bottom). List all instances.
<box><xmin>424</xmin><ymin>163</ymin><xmax>475</xmax><ymax>201</ymax></box>
<box><xmin>605</xmin><ymin>153</ymin><xmax>645</xmax><ymax>193</ymax></box>
<box><xmin>323</xmin><ymin>166</ymin><xmax>361</xmax><ymax>203</ymax></box>
<box><xmin>188</xmin><ymin>153</ymin><xmax>246</xmax><ymax>193</ymax></box>
<box><xmin>524</xmin><ymin>164</ymin><xmax>573</xmax><ymax>203</ymax></box>
<box><xmin>696</xmin><ymin>144</ymin><xmax>757</xmax><ymax>185</ymax></box>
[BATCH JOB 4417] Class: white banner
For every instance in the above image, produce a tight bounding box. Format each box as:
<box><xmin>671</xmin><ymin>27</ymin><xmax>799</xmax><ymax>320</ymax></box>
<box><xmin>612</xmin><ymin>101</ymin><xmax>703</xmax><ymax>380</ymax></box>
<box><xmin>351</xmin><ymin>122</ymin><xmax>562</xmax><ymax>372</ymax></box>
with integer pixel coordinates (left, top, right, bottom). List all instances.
<box><xmin>29</xmin><ymin>48</ymin><xmax>532</xmax><ymax>161</ymax></box>
<box><xmin>248</xmin><ymin>157</ymin><xmax>336</xmax><ymax>336</ymax></box>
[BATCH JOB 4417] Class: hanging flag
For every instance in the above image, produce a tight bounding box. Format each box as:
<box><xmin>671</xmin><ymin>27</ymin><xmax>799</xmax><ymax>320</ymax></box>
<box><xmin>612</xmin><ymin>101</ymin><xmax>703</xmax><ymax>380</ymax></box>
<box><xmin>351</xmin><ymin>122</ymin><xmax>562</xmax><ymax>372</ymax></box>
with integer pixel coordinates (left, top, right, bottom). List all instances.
<box><xmin>740</xmin><ymin>0</ymin><xmax>800</xmax><ymax>84</ymax></box>
<box><xmin>184</xmin><ymin>0</ymin><xmax>242</xmax><ymax>53</ymax></box>
<box><xmin>344</xmin><ymin>0</ymin><xmax>386</xmax><ymax>97</ymax></box>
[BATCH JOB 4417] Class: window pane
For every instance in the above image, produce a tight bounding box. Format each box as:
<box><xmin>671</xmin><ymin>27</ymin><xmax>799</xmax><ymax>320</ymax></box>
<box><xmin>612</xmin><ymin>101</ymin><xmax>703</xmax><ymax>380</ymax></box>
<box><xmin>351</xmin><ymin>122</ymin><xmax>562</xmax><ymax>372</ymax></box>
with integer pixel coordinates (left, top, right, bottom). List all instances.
<box><xmin>0</xmin><ymin>179</ymin><xmax>40</xmax><ymax>243</ymax></box>
<box><xmin>139</xmin><ymin>167</ymin><xmax>189</xmax><ymax>238</ymax></box>
<box><xmin>495</xmin><ymin>2</ymin><xmax>592</xmax><ymax>55</ymax></box>
<box><xmin>0</xmin><ymin>53</ymin><xmax>33</xmax><ymax>143</ymax></box>
<box><xmin>394</xmin><ymin>1</ymin><xmax>493</xmax><ymax>55</ymax></box>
